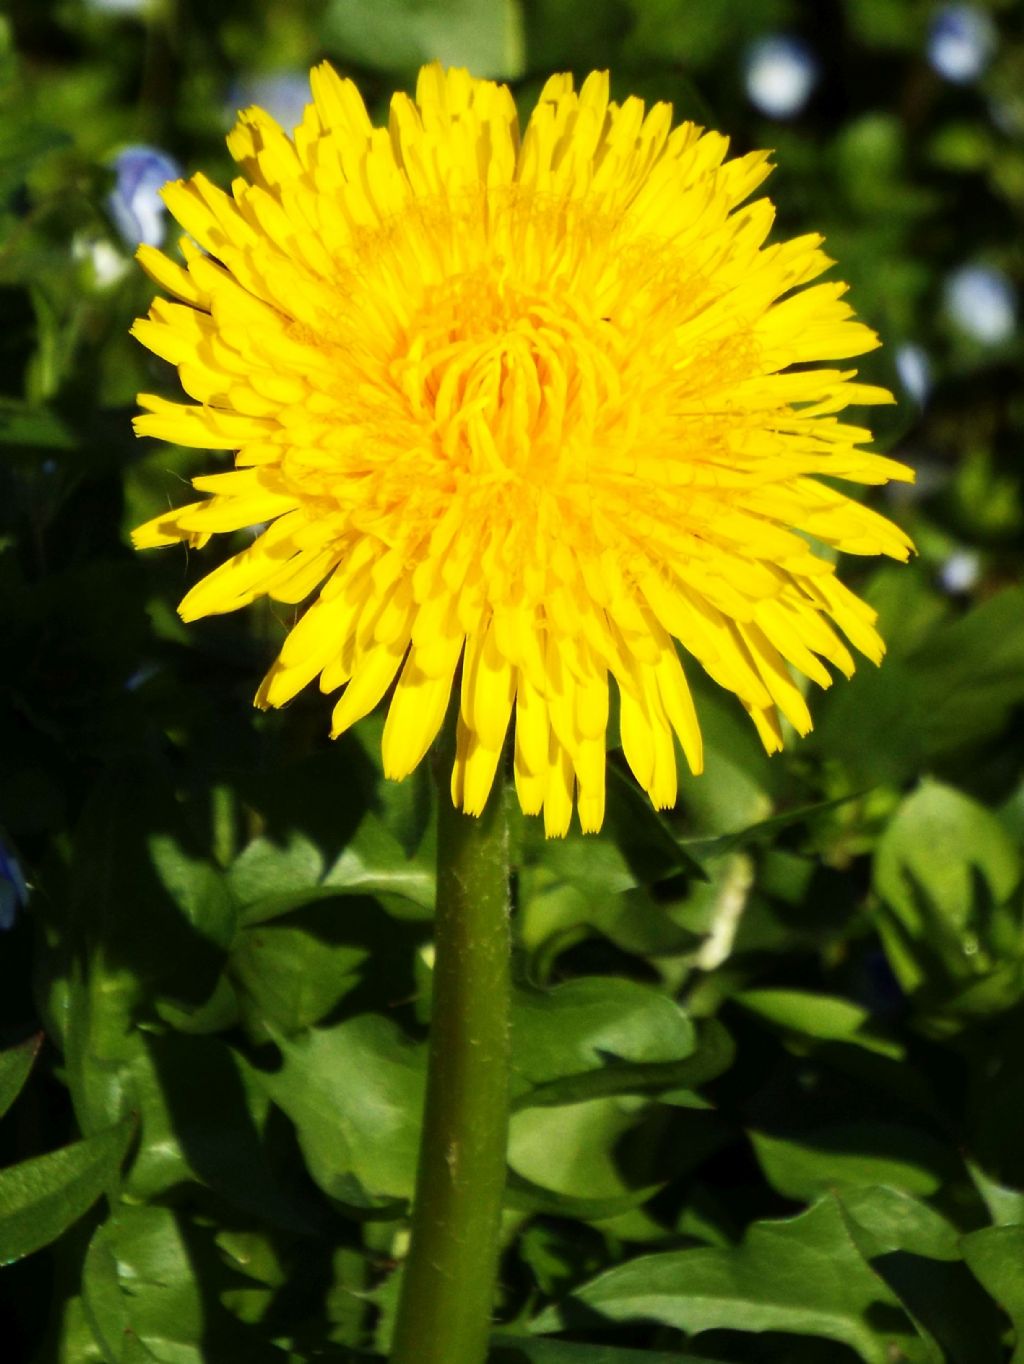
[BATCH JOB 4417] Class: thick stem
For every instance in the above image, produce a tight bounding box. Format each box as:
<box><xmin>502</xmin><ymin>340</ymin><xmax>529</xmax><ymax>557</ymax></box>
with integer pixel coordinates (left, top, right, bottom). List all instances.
<box><xmin>390</xmin><ymin>760</ymin><xmax>511</xmax><ymax>1364</ymax></box>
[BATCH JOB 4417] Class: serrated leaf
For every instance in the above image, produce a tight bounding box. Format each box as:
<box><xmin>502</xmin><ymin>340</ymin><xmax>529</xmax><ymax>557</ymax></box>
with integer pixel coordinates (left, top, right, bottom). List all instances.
<box><xmin>253</xmin><ymin>1014</ymin><xmax>425</xmax><ymax>1210</ymax></box>
<box><xmin>230</xmin><ymin>895</ymin><xmax>425</xmax><ymax>1034</ymax></box>
<box><xmin>228</xmin><ymin>830</ymin><xmax>325</xmax><ymax>909</ymax></box>
<box><xmin>533</xmin><ymin>1196</ymin><xmax>938</xmax><ymax>1363</ymax></box>
<box><xmin>0</xmin><ymin>1116</ymin><xmax>132</xmax><ymax>1264</ymax></box>
<box><xmin>838</xmin><ymin>1194</ymin><xmax>1005</xmax><ymax>1364</ymax></box>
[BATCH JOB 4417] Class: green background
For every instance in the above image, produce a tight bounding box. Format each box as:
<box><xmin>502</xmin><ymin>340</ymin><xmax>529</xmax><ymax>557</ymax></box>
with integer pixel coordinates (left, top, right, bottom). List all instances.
<box><xmin>2</xmin><ymin>0</ymin><xmax>1024</xmax><ymax>1361</ymax></box>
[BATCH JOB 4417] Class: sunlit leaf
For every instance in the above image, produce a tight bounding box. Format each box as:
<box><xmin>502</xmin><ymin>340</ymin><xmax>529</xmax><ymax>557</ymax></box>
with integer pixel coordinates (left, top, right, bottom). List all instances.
<box><xmin>533</xmin><ymin>1196</ymin><xmax>939</xmax><ymax>1362</ymax></box>
<box><xmin>0</xmin><ymin>1117</ymin><xmax>132</xmax><ymax>1264</ymax></box>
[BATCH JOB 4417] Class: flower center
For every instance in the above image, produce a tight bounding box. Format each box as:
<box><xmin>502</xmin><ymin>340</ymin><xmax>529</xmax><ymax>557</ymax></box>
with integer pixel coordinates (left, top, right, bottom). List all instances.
<box><xmin>391</xmin><ymin>266</ymin><xmax>623</xmax><ymax>485</ymax></box>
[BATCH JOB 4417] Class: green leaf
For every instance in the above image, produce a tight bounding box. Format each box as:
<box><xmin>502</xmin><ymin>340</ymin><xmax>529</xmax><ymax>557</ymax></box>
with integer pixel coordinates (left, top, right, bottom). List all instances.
<box><xmin>49</xmin><ymin>1294</ymin><xmax>107</xmax><ymax>1364</ymax></box>
<box><xmin>230</xmin><ymin>746</ymin><xmax>435</xmax><ymax>923</ymax></box>
<box><xmin>515</xmin><ymin>1018</ymin><xmax>734</xmax><ymax>1111</ymax></box>
<box><xmin>873</xmin><ymin>779</ymin><xmax>1023</xmax><ymax>1004</ymax></box>
<box><xmin>505</xmin><ymin>1168</ymin><xmax>664</xmax><ymax>1223</ymax></box>
<box><xmin>0</xmin><ymin>121</ymin><xmax>70</xmax><ymax>205</ymax></box>
<box><xmin>911</xmin><ymin>589</ymin><xmax>1024</xmax><ymax>759</ymax></box>
<box><xmin>230</xmin><ymin>895</ymin><xmax>425</xmax><ymax>1035</ymax></box>
<box><xmin>838</xmin><ymin>1195</ymin><xmax>1006</xmax><ymax>1364</ymax></box>
<box><xmin>228</xmin><ymin>830</ymin><xmax>326</xmax><ymax>910</ymax></box>
<box><xmin>533</xmin><ymin>1196</ymin><xmax>938</xmax><ymax>1363</ymax></box>
<box><xmin>684</xmin><ymin>794</ymin><xmax>859</xmax><ymax>863</ymax></box>
<box><xmin>58</xmin><ymin>772</ymin><xmax>241</xmax><ymax>1159</ymax></box>
<box><xmin>750</xmin><ymin>1124</ymin><xmax>954</xmax><ymax>1202</ymax></box>
<box><xmin>518</xmin><ymin>821</ymin><xmax>704</xmax><ymax>967</ymax></box>
<box><xmin>734</xmin><ymin>988</ymin><xmax>902</xmax><ymax>1058</ymax></box>
<box><xmin>0</xmin><ymin>1034</ymin><xmax>41</xmax><ymax>1120</ymax></box>
<box><xmin>967</xmin><ymin>1160</ymin><xmax>1024</xmax><ymax>1229</ymax></box>
<box><xmin>673</xmin><ymin>688</ymin><xmax>777</xmax><ymax>836</ymax></box>
<box><xmin>253</xmin><ymin>1014</ymin><xmax>426</xmax><ymax>1210</ymax></box>
<box><xmin>489</xmin><ymin>1335</ymin><xmax>723</xmax><ymax>1363</ymax></box>
<box><xmin>605</xmin><ymin>762</ymin><xmax>707</xmax><ymax>881</ymax></box>
<box><xmin>509</xmin><ymin>1096</ymin><xmax>660</xmax><ymax>1206</ymax></box>
<box><xmin>962</xmin><ymin>1226</ymin><xmax>1024</xmax><ymax>1364</ymax></box>
<box><xmin>510</xmin><ymin>977</ymin><xmax>695</xmax><ymax>1098</ymax></box>
<box><xmin>82</xmin><ymin>1204</ymin><xmax>280</xmax><ymax>1363</ymax></box>
<box><xmin>838</xmin><ymin>1186</ymin><xmax>962</xmax><ymax>1262</ymax></box>
<box><xmin>0</xmin><ymin>1116</ymin><xmax>132</xmax><ymax>1264</ymax></box>
<box><xmin>623</xmin><ymin>0</ymin><xmax>790</xmax><ymax>69</ymax></box>
<box><xmin>876</xmin><ymin>780</ymin><xmax>1021</xmax><ymax>934</ymax></box>
<box><xmin>128</xmin><ymin>1032</ymin><xmax>323</xmax><ymax>1229</ymax></box>
<box><xmin>0</xmin><ymin>399</ymin><xmax>74</xmax><ymax>447</ymax></box>
<box><xmin>323</xmin><ymin>0</ymin><xmax>525</xmax><ymax>77</ymax></box>
<box><xmin>268</xmin><ymin>1346</ymin><xmax>722</xmax><ymax>1364</ymax></box>
<box><xmin>63</xmin><ymin>771</ymin><xmax>238</xmax><ymax>1052</ymax></box>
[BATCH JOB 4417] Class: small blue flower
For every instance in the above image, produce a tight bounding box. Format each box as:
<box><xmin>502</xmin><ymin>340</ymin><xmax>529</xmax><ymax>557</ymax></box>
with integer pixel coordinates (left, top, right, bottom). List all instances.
<box><xmin>744</xmin><ymin>36</ymin><xmax>818</xmax><ymax>120</ymax></box>
<box><xmin>0</xmin><ymin>839</ymin><xmax>29</xmax><ymax>932</ymax></box>
<box><xmin>928</xmin><ymin>5</ymin><xmax>996</xmax><ymax>84</ymax></box>
<box><xmin>227</xmin><ymin>72</ymin><xmax>311</xmax><ymax>133</ymax></box>
<box><xmin>107</xmin><ymin>145</ymin><xmax>183</xmax><ymax>250</ymax></box>
<box><xmin>944</xmin><ymin>263</ymin><xmax>1017</xmax><ymax>344</ymax></box>
<box><xmin>894</xmin><ymin>343</ymin><xmax>932</xmax><ymax>405</ymax></box>
<box><xmin>939</xmin><ymin>549</ymin><xmax>981</xmax><ymax>595</ymax></box>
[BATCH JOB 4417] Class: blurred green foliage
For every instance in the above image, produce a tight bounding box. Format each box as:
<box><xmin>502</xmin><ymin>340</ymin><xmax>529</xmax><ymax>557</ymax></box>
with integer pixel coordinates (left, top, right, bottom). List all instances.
<box><xmin>2</xmin><ymin>0</ymin><xmax>1024</xmax><ymax>1361</ymax></box>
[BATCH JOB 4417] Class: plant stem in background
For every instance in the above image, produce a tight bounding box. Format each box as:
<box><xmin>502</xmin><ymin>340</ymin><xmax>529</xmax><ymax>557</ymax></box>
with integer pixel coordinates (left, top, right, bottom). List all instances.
<box><xmin>390</xmin><ymin>760</ymin><xmax>511</xmax><ymax>1364</ymax></box>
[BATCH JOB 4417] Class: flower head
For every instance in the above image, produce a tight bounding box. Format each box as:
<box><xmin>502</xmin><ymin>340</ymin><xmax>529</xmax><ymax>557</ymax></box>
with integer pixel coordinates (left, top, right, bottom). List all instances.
<box><xmin>132</xmin><ymin>64</ymin><xmax>912</xmax><ymax>836</ymax></box>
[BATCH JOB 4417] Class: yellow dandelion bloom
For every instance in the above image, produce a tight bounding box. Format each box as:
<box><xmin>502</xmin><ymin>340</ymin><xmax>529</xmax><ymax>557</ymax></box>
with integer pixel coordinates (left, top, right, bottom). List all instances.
<box><xmin>132</xmin><ymin>63</ymin><xmax>913</xmax><ymax>837</ymax></box>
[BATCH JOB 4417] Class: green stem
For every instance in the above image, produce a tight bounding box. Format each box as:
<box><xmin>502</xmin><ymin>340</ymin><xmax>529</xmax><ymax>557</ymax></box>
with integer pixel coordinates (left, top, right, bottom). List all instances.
<box><xmin>390</xmin><ymin>758</ymin><xmax>511</xmax><ymax>1364</ymax></box>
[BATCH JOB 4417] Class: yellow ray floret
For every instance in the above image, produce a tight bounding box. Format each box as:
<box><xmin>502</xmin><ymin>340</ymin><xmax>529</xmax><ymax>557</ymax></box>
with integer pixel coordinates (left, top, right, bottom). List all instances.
<box><xmin>131</xmin><ymin>61</ymin><xmax>914</xmax><ymax>836</ymax></box>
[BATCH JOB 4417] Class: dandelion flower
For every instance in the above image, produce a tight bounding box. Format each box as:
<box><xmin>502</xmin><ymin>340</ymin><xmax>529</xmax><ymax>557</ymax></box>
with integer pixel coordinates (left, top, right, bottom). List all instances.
<box><xmin>132</xmin><ymin>64</ymin><xmax>913</xmax><ymax>836</ymax></box>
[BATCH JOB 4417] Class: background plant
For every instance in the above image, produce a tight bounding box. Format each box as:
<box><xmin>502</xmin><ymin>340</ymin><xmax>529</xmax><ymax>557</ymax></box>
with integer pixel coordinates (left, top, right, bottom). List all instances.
<box><xmin>2</xmin><ymin>1</ymin><xmax>1024</xmax><ymax>1361</ymax></box>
